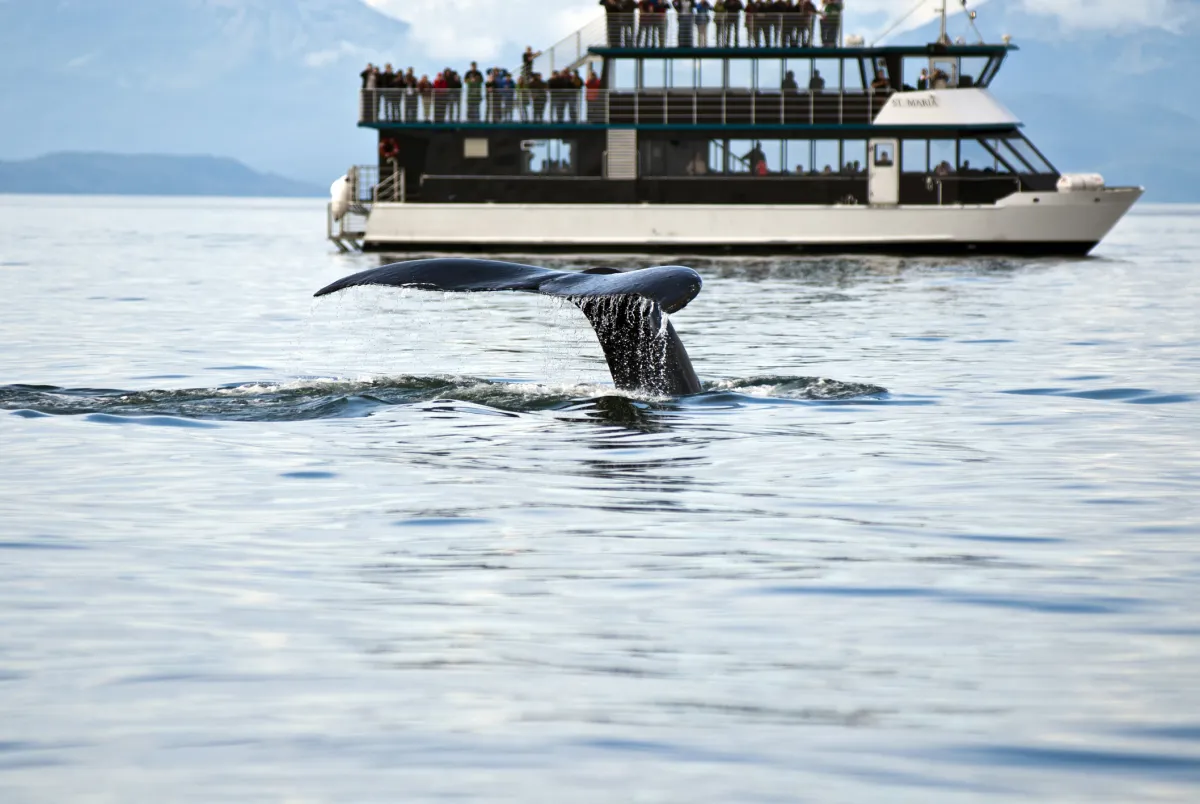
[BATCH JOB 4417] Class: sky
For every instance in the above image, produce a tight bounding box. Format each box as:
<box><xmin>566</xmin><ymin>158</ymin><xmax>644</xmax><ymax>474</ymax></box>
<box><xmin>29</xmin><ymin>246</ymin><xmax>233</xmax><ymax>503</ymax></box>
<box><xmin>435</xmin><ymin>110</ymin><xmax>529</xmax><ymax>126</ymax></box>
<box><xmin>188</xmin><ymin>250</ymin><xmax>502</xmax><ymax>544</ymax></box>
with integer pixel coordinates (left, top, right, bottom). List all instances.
<box><xmin>364</xmin><ymin>0</ymin><xmax>1199</xmax><ymax>63</ymax></box>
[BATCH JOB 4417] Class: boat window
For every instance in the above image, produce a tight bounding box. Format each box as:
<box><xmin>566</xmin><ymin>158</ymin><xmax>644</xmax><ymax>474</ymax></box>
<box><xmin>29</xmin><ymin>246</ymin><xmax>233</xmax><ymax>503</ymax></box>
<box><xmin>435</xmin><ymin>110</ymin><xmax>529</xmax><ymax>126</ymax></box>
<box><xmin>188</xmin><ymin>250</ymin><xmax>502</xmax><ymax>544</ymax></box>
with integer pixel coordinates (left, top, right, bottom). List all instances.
<box><xmin>929</xmin><ymin>139</ymin><xmax>957</xmax><ymax>175</ymax></box>
<box><xmin>901</xmin><ymin>139</ymin><xmax>927</xmax><ymax>172</ymax></box>
<box><xmin>727</xmin><ymin>60</ymin><xmax>753</xmax><ymax>90</ymax></box>
<box><xmin>757</xmin><ymin>59</ymin><xmax>784</xmax><ymax>91</ymax></box>
<box><xmin>843</xmin><ymin>140</ymin><xmax>868</xmax><ymax>172</ymax></box>
<box><xmin>1004</xmin><ymin>136</ymin><xmax>1058</xmax><ymax>174</ymax></box>
<box><xmin>902</xmin><ymin>57</ymin><xmax>927</xmax><ymax>90</ymax></box>
<box><xmin>670</xmin><ymin>59</ymin><xmax>696</xmax><ymax>89</ymax></box>
<box><xmin>873</xmin><ymin>142</ymin><xmax>895</xmax><ymax>168</ymax></box>
<box><xmin>958</xmin><ymin>139</ymin><xmax>1011</xmax><ymax>174</ymax></box>
<box><xmin>813</xmin><ymin>141</ymin><xmax>841</xmax><ymax>175</ymax></box>
<box><xmin>642</xmin><ymin>59</ymin><xmax>667</xmax><ymax>89</ymax></box>
<box><xmin>697</xmin><ymin>59</ymin><xmax>724</xmax><ymax>89</ymax></box>
<box><xmin>641</xmin><ymin>139</ymin><xmax>713</xmax><ymax>176</ymax></box>
<box><xmin>611</xmin><ymin>60</ymin><xmax>637</xmax><ymax>91</ymax></box>
<box><xmin>929</xmin><ymin>59</ymin><xmax>958</xmax><ymax>89</ymax></box>
<box><xmin>959</xmin><ymin>57</ymin><xmax>988</xmax><ymax>88</ymax></box>
<box><xmin>463</xmin><ymin>138</ymin><xmax>488</xmax><ymax>159</ymax></box>
<box><xmin>844</xmin><ymin>59</ymin><xmax>866</xmax><ymax>92</ymax></box>
<box><xmin>813</xmin><ymin>58</ymin><xmax>840</xmax><ymax>91</ymax></box>
<box><xmin>521</xmin><ymin>140</ymin><xmax>574</xmax><ymax>175</ymax></box>
<box><xmin>785</xmin><ymin>139</ymin><xmax>814</xmax><ymax>174</ymax></box>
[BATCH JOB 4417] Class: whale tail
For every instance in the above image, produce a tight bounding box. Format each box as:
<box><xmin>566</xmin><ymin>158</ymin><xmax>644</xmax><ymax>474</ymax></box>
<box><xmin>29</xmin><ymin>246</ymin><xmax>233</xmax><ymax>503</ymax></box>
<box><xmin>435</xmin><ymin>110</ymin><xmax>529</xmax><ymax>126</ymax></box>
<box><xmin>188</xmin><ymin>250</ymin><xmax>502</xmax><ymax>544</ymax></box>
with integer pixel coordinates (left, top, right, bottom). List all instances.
<box><xmin>313</xmin><ymin>258</ymin><xmax>703</xmax><ymax>395</ymax></box>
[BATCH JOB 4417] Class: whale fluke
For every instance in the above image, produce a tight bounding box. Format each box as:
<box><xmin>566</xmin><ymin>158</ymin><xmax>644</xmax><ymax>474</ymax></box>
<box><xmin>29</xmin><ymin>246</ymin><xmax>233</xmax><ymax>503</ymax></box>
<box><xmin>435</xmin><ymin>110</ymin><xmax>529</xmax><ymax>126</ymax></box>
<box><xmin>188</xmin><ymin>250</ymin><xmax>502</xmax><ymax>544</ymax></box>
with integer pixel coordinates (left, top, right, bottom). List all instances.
<box><xmin>314</xmin><ymin>258</ymin><xmax>703</xmax><ymax>395</ymax></box>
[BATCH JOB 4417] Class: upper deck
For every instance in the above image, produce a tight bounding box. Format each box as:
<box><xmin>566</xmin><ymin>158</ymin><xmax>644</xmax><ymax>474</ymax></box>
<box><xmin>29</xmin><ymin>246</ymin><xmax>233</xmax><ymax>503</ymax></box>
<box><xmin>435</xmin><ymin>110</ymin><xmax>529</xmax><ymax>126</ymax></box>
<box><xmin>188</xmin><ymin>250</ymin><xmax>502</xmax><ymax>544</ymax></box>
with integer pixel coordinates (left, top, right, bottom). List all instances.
<box><xmin>358</xmin><ymin>10</ymin><xmax>1016</xmax><ymax>133</ymax></box>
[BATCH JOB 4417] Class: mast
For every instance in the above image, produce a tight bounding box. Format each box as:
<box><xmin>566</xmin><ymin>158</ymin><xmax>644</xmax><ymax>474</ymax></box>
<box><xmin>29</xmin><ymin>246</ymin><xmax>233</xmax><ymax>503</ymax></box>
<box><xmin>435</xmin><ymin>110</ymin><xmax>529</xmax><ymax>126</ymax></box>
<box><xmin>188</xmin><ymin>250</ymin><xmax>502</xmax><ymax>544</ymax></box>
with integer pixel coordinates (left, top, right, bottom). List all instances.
<box><xmin>938</xmin><ymin>0</ymin><xmax>948</xmax><ymax>45</ymax></box>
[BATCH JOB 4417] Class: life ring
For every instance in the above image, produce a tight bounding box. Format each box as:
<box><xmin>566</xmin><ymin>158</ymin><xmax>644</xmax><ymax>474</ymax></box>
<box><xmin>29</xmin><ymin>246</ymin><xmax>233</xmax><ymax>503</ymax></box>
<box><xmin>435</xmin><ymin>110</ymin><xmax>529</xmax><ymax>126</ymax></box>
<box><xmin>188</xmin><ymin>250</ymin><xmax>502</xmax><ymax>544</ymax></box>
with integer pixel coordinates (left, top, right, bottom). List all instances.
<box><xmin>379</xmin><ymin>138</ymin><xmax>399</xmax><ymax>159</ymax></box>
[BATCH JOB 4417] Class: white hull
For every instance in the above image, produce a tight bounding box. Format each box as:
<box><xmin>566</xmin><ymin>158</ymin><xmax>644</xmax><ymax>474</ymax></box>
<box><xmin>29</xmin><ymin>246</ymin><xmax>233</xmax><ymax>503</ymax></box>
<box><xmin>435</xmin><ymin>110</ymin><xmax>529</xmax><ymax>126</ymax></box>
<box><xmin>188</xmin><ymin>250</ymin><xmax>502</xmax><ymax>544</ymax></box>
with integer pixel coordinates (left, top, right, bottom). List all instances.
<box><xmin>360</xmin><ymin>188</ymin><xmax>1142</xmax><ymax>255</ymax></box>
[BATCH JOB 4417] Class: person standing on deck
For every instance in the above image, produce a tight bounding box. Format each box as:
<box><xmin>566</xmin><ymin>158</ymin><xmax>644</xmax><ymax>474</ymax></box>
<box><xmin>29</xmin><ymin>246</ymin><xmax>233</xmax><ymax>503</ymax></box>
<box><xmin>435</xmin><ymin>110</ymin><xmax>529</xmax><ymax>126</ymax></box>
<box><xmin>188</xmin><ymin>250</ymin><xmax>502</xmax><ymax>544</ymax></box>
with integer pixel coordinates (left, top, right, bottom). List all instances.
<box><xmin>745</xmin><ymin>0</ymin><xmax>759</xmax><ymax>47</ymax></box>
<box><xmin>600</xmin><ymin>0</ymin><xmax>621</xmax><ymax>47</ymax></box>
<box><xmin>521</xmin><ymin>46</ymin><xmax>541</xmax><ymax>82</ymax></box>
<box><xmin>799</xmin><ymin>0</ymin><xmax>816</xmax><ymax>46</ymax></box>
<box><xmin>655</xmin><ymin>0</ymin><xmax>670</xmax><ymax>47</ymax></box>
<box><xmin>619</xmin><ymin>0</ymin><xmax>638</xmax><ymax>45</ymax></box>
<box><xmin>637</xmin><ymin>0</ymin><xmax>653</xmax><ymax>46</ymax></box>
<box><xmin>360</xmin><ymin>63</ymin><xmax>378</xmax><ymax>123</ymax></box>
<box><xmin>417</xmin><ymin>73</ymin><xmax>433</xmax><ymax>122</ymax></box>
<box><xmin>432</xmin><ymin>70</ymin><xmax>448</xmax><ymax>122</ymax></box>
<box><xmin>502</xmin><ymin>70</ymin><xmax>517</xmax><ymax>121</ymax></box>
<box><xmin>724</xmin><ymin>0</ymin><xmax>743</xmax><ymax>46</ymax></box>
<box><xmin>585</xmin><ymin>66</ymin><xmax>603</xmax><ymax>122</ymax></box>
<box><xmin>780</xmin><ymin>0</ymin><xmax>796</xmax><ymax>47</ymax></box>
<box><xmin>820</xmin><ymin>0</ymin><xmax>841</xmax><ymax>47</ymax></box>
<box><xmin>447</xmin><ymin>68</ymin><xmax>459</xmax><ymax>122</ymax></box>
<box><xmin>530</xmin><ymin>72</ymin><xmax>548</xmax><ymax>122</ymax></box>
<box><xmin>464</xmin><ymin>62</ymin><xmax>484</xmax><ymax>122</ymax></box>
<box><xmin>675</xmin><ymin>0</ymin><xmax>695</xmax><ymax>48</ymax></box>
<box><xmin>570</xmin><ymin>69</ymin><xmax>584</xmax><ymax>122</ymax></box>
<box><xmin>695</xmin><ymin>0</ymin><xmax>712</xmax><ymax>46</ymax></box>
<box><xmin>379</xmin><ymin>64</ymin><xmax>396</xmax><ymax>120</ymax></box>
<box><xmin>401</xmin><ymin>68</ymin><xmax>417</xmax><ymax>122</ymax></box>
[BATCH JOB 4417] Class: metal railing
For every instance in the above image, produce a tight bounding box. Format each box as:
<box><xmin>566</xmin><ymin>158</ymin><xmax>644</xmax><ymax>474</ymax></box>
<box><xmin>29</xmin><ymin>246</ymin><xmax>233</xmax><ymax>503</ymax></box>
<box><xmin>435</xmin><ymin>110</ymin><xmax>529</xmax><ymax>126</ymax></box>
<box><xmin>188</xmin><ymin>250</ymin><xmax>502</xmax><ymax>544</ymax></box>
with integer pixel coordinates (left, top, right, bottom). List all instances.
<box><xmin>529</xmin><ymin>15</ymin><xmax>609</xmax><ymax>75</ymax></box>
<box><xmin>346</xmin><ymin>164</ymin><xmax>378</xmax><ymax>208</ymax></box>
<box><xmin>591</xmin><ymin>11</ymin><xmax>845</xmax><ymax>50</ymax></box>
<box><xmin>374</xmin><ymin>164</ymin><xmax>406</xmax><ymax>202</ymax></box>
<box><xmin>360</xmin><ymin>86</ymin><xmax>892</xmax><ymax>127</ymax></box>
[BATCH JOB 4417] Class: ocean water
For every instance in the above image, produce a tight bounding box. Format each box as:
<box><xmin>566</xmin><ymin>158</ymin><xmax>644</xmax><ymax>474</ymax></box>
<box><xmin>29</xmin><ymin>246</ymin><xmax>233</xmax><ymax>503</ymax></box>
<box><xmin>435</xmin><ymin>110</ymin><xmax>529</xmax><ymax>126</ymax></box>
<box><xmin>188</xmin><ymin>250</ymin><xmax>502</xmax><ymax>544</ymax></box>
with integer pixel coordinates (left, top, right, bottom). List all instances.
<box><xmin>1</xmin><ymin>194</ymin><xmax>1198</xmax><ymax>802</ymax></box>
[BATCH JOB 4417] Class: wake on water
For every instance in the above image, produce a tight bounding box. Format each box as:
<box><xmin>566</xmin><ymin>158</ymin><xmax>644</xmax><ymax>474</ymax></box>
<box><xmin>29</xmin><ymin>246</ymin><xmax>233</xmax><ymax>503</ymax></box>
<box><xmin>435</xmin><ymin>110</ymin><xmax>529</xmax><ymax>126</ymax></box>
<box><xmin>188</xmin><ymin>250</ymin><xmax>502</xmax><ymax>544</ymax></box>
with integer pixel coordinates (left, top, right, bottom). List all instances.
<box><xmin>0</xmin><ymin>375</ymin><xmax>888</xmax><ymax>424</ymax></box>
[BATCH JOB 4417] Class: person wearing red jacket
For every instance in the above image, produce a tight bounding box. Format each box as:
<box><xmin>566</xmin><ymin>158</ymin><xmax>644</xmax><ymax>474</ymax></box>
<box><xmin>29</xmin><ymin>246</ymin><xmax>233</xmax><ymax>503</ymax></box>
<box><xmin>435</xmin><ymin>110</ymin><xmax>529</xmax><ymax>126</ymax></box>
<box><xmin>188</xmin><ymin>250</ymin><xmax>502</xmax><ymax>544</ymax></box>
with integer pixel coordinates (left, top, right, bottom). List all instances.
<box><xmin>585</xmin><ymin>67</ymin><xmax>603</xmax><ymax>123</ymax></box>
<box><xmin>432</xmin><ymin>70</ymin><xmax>448</xmax><ymax>122</ymax></box>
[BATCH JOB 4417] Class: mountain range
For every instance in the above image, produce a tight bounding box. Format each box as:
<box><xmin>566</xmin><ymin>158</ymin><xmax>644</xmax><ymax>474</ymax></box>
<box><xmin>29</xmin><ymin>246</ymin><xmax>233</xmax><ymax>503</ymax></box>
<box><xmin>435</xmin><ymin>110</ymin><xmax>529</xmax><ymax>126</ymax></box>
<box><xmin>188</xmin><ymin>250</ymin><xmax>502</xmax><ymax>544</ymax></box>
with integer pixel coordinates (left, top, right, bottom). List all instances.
<box><xmin>0</xmin><ymin>152</ymin><xmax>322</xmax><ymax>196</ymax></box>
<box><xmin>0</xmin><ymin>0</ymin><xmax>1194</xmax><ymax>199</ymax></box>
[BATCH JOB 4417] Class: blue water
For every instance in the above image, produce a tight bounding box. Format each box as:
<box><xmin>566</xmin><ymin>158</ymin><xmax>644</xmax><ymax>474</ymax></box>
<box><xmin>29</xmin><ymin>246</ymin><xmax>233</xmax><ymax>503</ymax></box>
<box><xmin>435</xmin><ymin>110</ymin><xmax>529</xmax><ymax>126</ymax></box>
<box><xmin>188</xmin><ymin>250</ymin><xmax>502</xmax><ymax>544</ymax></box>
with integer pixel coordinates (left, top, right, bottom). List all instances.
<box><xmin>1</xmin><ymin>195</ymin><xmax>1199</xmax><ymax>802</ymax></box>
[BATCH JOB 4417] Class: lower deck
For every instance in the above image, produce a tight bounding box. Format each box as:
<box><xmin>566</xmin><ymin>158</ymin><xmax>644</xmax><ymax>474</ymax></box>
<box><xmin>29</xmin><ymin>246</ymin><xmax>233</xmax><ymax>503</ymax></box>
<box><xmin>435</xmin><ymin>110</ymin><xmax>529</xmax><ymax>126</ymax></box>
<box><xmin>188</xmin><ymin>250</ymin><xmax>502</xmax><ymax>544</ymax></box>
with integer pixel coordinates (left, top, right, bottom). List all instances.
<box><xmin>330</xmin><ymin>188</ymin><xmax>1143</xmax><ymax>257</ymax></box>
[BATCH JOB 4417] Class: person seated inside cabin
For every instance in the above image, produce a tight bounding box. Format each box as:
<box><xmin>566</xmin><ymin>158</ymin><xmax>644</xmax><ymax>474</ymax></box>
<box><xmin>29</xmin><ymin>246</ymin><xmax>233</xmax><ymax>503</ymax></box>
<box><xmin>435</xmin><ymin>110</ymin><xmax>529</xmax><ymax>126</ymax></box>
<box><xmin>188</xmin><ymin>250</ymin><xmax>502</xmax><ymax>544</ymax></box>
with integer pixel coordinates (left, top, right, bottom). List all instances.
<box><xmin>782</xmin><ymin>70</ymin><xmax>799</xmax><ymax>91</ymax></box>
<box><xmin>932</xmin><ymin>68</ymin><xmax>949</xmax><ymax>89</ymax></box>
<box><xmin>917</xmin><ymin>68</ymin><xmax>929</xmax><ymax>90</ymax></box>
<box><xmin>686</xmin><ymin>151</ymin><xmax>709</xmax><ymax>175</ymax></box>
<box><xmin>809</xmin><ymin>69</ymin><xmax>825</xmax><ymax>90</ymax></box>
<box><xmin>794</xmin><ymin>163</ymin><xmax>804</xmax><ymax>174</ymax></box>
<box><xmin>875</xmin><ymin>150</ymin><xmax>893</xmax><ymax>167</ymax></box>
<box><xmin>871</xmin><ymin>69</ymin><xmax>891</xmax><ymax>93</ymax></box>
<box><xmin>934</xmin><ymin>160</ymin><xmax>952</xmax><ymax>176</ymax></box>
<box><xmin>821</xmin><ymin>164</ymin><xmax>833</xmax><ymax>175</ymax></box>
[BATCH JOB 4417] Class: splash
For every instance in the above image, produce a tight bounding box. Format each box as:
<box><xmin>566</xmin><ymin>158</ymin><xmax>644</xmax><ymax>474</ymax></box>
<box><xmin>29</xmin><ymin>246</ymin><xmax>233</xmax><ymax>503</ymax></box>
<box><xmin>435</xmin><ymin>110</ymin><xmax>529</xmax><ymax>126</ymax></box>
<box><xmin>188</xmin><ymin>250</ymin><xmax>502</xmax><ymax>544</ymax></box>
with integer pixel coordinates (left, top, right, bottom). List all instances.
<box><xmin>1</xmin><ymin>374</ymin><xmax>889</xmax><ymax>423</ymax></box>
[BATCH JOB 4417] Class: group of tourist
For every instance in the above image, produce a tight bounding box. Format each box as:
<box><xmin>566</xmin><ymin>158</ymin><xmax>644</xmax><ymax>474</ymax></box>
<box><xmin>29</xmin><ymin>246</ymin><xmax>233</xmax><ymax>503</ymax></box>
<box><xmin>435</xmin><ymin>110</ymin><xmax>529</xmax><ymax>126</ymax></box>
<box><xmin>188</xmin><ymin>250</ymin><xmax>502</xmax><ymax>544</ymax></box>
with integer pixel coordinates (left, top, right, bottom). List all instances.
<box><xmin>359</xmin><ymin>61</ymin><xmax>604</xmax><ymax>125</ymax></box>
<box><xmin>599</xmin><ymin>0</ymin><xmax>844</xmax><ymax>48</ymax></box>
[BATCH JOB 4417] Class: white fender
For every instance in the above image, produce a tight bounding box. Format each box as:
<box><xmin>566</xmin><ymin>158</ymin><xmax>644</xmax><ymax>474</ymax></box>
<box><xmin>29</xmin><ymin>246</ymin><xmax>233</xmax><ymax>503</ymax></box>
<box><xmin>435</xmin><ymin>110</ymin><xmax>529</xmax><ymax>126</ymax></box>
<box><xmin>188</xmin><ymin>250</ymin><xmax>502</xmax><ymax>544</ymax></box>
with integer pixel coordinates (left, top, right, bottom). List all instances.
<box><xmin>1057</xmin><ymin>173</ymin><xmax>1105</xmax><ymax>192</ymax></box>
<box><xmin>330</xmin><ymin>175</ymin><xmax>351</xmax><ymax>221</ymax></box>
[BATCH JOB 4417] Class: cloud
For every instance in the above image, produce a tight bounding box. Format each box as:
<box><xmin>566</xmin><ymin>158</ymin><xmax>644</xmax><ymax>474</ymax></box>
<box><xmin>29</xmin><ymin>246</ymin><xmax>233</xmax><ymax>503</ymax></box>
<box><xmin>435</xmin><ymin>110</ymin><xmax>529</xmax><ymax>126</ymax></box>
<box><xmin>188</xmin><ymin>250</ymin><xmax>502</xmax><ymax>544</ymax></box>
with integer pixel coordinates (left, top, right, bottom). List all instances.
<box><xmin>364</xmin><ymin>0</ymin><xmax>597</xmax><ymax>63</ymax></box>
<box><xmin>1011</xmin><ymin>0</ymin><xmax>1197</xmax><ymax>33</ymax></box>
<box><xmin>361</xmin><ymin>0</ymin><xmax>1195</xmax><ymax>65</ymax></box>
<box><xmin>304</xmin><ymin>40</ymin><xmax>392</xmax><ymax>68</ymax></box>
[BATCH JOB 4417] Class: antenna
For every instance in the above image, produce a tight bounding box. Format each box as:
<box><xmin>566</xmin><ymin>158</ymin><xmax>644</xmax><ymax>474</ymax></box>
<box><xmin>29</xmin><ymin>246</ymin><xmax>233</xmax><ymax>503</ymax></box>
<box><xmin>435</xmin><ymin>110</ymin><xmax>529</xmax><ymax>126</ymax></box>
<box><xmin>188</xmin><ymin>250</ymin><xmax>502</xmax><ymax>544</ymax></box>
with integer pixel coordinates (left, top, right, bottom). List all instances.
<box><xmin>939</xmin><ymin>0</ymin><xmax>948</xmax><ymax>44</ymax></box>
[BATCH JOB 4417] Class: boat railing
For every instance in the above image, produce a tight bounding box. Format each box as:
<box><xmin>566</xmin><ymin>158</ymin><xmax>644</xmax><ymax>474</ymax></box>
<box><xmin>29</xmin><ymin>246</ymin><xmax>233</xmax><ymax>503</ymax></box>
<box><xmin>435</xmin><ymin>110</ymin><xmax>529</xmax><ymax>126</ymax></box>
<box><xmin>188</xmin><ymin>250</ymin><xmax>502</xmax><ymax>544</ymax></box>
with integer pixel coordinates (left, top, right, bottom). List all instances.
<box><xmin>361</xmin><ymin>87</ymin><xmax>892</xmax><ymax>127</ymax></box>
<box><xmin>373</xmin><ymin>163</ymin><xmax>406</xmax><ymax>202</ymax></box>
<box><xmin>347</xmin><ymin>164</ymin><xmax>379</xmax><ymax>208</ymax></box>
<box><xmin>530</xmin><ymin>14</ymin><xmax>610</xmax><ymax>74</ymax></box>
<box><xmin>543</xmin><ymin>12</ymin><xmax>844</xmax><ymax>60</ymax></box>
<box><xmin>914</xmin><ymin>174</ymin><xmax>1024</xmax><ymax>205</ymax></box>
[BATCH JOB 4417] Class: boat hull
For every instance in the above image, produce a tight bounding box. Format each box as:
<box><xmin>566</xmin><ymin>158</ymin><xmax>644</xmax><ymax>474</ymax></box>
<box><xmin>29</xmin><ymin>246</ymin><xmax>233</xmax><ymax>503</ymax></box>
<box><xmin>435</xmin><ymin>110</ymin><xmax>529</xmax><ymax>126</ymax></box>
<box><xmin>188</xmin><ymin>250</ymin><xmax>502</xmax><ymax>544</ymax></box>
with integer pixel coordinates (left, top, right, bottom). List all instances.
<box><xmin>360</xmin><ymin>188</ymin><xmax>1142</xmax><ymax>257</ymax></box>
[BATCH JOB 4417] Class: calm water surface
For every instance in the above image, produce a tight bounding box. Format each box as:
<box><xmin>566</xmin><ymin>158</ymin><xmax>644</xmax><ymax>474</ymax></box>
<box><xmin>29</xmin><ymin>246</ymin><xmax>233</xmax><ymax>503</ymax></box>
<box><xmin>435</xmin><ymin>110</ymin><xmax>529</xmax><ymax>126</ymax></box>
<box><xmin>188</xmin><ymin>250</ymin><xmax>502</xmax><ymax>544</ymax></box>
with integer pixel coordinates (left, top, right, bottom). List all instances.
<box><xmin>1</xmin><ymin>195</ymin><xmax>1199</xmax><ymax>802</ymax></box>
